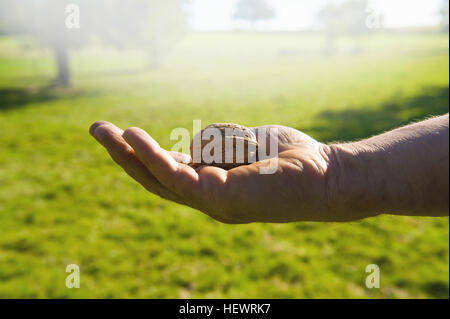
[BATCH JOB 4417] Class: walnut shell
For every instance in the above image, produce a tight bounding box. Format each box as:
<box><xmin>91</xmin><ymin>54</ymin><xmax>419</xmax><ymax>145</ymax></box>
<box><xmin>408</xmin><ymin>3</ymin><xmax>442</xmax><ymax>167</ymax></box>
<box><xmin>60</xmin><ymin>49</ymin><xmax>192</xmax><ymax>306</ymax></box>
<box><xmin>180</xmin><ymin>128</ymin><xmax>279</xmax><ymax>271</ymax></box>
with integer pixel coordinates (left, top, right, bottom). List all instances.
<box><xmin>190</xmin><ymin>123</ymin><xmax>258</xmax><ymax>170</ymax></box>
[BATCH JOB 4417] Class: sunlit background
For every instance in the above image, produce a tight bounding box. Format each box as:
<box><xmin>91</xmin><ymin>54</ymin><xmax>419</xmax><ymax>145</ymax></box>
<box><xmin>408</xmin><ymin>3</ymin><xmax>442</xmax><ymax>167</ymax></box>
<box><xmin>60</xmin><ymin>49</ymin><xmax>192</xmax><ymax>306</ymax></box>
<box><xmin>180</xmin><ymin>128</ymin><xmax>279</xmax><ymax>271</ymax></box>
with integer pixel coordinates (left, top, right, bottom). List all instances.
<box><xmin>188</xmin><ymin>0</ymin><xmax>444</xmax><ymax>31</ymax></box>
<box><xmin>0</xmin><ymin>0</ymin><xmax>448</xmax><ymax>298</ymax></box>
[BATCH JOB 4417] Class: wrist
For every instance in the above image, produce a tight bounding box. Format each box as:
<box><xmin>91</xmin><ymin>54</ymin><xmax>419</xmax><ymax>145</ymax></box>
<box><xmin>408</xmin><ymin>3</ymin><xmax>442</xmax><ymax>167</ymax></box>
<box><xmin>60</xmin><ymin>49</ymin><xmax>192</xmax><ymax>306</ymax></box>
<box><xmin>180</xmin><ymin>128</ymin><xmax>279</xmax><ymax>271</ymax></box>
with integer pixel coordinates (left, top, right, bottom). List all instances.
<box><xmin>325</xmin><ymin>142</ymin><xmax>383</xmax><ymax>221</ymax></box>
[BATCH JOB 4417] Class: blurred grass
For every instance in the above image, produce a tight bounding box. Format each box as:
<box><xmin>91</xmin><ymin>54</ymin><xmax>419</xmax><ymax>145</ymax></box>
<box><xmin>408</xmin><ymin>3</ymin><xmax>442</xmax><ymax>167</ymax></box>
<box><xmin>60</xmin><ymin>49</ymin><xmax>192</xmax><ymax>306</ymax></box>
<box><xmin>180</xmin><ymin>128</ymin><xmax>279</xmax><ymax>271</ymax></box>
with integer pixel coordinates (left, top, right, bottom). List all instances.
<box><xmin>0</xmin><ymin>32</ymin><xmax>448</xmax><ymax>298</ymax></box>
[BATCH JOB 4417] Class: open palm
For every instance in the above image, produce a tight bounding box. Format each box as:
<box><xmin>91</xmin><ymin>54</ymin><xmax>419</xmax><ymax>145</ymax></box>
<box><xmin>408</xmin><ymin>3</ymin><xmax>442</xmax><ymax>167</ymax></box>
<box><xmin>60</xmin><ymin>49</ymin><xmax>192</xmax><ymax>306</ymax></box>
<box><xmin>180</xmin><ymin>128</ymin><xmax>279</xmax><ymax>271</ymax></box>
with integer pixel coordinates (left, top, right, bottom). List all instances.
<box><xmin>90</xmin><ymin>121</ymin><xmax>335</xmax><ymax>224</ymax></box>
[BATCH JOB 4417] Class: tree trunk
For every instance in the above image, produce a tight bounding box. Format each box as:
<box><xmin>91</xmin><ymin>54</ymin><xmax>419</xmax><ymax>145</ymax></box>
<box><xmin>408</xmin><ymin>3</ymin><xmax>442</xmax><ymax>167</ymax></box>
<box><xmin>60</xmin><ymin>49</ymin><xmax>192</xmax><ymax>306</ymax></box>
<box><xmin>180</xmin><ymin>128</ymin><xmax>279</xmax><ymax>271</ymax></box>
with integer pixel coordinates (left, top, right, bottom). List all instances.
<box><xmin>53</xmin><ymin>44</ymin><xmax>71</xmax><ymax>87</ymax></box>
<box><xmin>148</xmin><ymin>40</ymin><xmax>161</xmax><ymax>70</ymax></box>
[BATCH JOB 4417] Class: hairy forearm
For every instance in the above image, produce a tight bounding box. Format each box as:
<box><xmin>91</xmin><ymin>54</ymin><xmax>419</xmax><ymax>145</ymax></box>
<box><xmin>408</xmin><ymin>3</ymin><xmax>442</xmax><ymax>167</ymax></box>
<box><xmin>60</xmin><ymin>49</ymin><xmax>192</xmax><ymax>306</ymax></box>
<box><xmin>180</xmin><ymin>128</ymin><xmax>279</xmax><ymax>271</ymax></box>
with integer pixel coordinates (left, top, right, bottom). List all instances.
<box><xmin>327</xmin><ymin>114</ymin><xmax>449</xmax><ymax>219</ymax></box>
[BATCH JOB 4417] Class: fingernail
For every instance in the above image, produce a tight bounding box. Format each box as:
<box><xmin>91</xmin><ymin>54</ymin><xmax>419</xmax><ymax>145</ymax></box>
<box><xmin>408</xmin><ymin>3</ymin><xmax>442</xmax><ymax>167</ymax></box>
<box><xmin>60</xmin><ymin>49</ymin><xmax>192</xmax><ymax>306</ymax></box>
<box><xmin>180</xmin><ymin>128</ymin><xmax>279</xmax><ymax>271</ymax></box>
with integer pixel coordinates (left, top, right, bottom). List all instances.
<box><xmin>123</xmin><ymin>128</ymin><xmax>159</xmax><ymax>149</ymax></box>
<box><xmin>89</xmin><ymin>121</ymin><xmax>109</xmax><ymax>137</ymax></box>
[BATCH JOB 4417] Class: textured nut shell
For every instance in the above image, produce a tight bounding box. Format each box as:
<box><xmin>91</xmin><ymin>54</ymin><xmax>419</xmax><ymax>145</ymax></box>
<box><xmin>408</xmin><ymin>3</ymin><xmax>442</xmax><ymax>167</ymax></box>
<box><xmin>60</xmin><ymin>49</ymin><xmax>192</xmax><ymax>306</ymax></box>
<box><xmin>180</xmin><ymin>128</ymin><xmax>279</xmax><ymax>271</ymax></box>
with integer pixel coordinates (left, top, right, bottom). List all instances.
<box><xmin>190</xmin><ymin>123</ymin><xmax>258</xmax><ymax>169</ymax></box>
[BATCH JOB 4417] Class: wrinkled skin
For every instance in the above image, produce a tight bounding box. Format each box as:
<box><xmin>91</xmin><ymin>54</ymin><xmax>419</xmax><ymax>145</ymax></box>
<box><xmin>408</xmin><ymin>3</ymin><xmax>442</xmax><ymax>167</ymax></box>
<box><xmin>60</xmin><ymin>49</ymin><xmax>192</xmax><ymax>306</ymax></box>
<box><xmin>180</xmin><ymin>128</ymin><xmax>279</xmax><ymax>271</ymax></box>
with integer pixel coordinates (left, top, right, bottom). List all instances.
<box><xmin>90</xmin><ymin>121</ymin><xmax>335</xmax><ymax>224</ymax></box>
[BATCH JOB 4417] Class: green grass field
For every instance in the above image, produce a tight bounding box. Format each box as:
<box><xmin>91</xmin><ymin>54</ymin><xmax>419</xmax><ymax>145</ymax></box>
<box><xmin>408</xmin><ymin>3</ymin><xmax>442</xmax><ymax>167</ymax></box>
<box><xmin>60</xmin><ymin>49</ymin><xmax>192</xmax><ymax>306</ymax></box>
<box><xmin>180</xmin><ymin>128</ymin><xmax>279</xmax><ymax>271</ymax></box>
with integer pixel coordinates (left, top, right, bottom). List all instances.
<box><xmin>0</xmin><ymin>32</ymin><xmax>448</xmax><ymax>298</ymax></box>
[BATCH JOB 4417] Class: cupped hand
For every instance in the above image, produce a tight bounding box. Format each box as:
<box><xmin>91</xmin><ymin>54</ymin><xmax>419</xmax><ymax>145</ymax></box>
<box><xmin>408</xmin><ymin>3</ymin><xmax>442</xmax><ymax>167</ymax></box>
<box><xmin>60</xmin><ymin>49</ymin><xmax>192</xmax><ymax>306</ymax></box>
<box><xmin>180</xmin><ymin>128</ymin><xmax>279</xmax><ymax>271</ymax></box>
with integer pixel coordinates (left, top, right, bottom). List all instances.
<box><xmin>90</xmin><ymin>121</ymin><xmax>339</xmax><ymax>224</ymax></box>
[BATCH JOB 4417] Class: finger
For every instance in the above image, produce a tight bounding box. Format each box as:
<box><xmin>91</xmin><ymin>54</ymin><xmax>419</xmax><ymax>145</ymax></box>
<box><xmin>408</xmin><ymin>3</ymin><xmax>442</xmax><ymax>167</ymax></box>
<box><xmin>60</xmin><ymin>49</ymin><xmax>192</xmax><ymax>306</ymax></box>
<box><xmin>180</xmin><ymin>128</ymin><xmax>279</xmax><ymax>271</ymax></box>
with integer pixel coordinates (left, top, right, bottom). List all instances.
<box><xmin>122</xmin><ymin>127</ymin><xmax>204</xmax><ymax>201</ymax></box>
<box><xmin>90</xmin><ymin>121</ymin><xmax>186</xmax><ymax>204</ymax></box>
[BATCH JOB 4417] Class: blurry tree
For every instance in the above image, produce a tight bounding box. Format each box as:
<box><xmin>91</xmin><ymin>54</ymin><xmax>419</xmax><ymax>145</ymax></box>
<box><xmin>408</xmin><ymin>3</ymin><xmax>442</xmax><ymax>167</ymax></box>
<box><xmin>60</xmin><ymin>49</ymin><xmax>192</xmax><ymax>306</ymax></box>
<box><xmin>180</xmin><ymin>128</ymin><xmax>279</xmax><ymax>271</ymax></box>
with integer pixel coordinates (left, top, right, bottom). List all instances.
<box><xmin>233</xmin><ymin>0</ymin><xmax>275</xmax><ymax>28</ymax></box>
<box><xmin>317</xmin><ymin>1</ymin><xmax>341</xmax><ymax>55</ymax></box>
<box><xmin>317</xmin><ymin>0</ymin><xmax>370</xmax><ymax>55</ymax></box>
<box><xmin>439</xmin><ymin>0</ymin><xmax>449</xmax><ymax>32</ymax></box>
<box><xmin>0</xmin><ymin>0</ymin><xmax>187</xmax><ymax>87</ymax></box>
<box><xmin>0</xmin><ymin>0</ymin><xmax>84</xmax><ymax>86</ymax></box>
<box><xmin>92</xmin><ymin>0</ymin><xmax>187</xmax><ymax>69</ymax></box>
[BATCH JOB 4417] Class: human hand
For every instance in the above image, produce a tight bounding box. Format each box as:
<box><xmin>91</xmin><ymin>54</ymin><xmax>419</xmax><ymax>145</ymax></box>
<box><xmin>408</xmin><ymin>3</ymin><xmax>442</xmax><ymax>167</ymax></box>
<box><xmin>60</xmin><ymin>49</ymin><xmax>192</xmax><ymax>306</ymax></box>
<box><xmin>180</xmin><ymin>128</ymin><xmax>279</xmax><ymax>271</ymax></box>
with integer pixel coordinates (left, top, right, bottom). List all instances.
<box><xmin>89</xmin><ymin>121</ymin><xmax>353</xmax><ymax>224</ymax></box>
